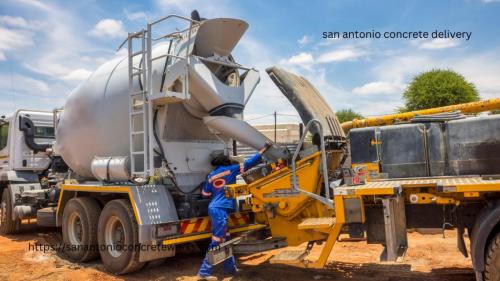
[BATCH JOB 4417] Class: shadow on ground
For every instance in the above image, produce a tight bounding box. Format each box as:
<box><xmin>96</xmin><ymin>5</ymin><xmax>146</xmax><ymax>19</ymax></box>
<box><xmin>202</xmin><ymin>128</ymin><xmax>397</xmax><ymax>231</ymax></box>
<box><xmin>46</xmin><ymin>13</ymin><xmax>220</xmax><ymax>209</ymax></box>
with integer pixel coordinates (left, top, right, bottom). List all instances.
<box><xmin>34</xmin><ymin>230</ymin><xmax>475</xmax><ymax>281</ymax></box>
<box><xmin>117</xmin><ymin>253</ymin><xmax>476</xmax><ymax>281</ymax></box>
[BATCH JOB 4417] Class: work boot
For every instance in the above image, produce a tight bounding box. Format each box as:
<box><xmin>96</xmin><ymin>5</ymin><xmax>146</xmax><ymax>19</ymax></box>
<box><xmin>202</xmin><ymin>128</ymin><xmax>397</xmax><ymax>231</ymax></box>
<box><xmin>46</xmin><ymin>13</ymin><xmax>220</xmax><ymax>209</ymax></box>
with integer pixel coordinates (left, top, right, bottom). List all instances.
<box><xmin>197</xmin><ymin>274</ymin><xmax>218</xmax><ymax>281</ymax></box>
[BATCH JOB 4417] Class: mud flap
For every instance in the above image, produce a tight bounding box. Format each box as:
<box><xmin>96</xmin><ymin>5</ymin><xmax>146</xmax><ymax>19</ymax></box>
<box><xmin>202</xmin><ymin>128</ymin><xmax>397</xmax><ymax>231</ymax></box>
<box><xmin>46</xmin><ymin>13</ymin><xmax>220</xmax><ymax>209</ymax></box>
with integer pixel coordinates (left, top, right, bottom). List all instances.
<box><xmin>380</xmin><ymin>195</ymin><xmax>408</xmax><ymax>262</ymax></box>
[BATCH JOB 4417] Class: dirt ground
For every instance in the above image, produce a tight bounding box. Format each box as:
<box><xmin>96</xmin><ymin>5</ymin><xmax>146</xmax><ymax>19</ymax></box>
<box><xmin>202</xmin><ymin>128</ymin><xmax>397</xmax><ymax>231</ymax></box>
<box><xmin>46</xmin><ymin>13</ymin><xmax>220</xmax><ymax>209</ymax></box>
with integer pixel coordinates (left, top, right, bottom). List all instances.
<box><xmin>0</xmin><ymin>225</ymin><xmax>475</xmax><ymax>281</ymax></box>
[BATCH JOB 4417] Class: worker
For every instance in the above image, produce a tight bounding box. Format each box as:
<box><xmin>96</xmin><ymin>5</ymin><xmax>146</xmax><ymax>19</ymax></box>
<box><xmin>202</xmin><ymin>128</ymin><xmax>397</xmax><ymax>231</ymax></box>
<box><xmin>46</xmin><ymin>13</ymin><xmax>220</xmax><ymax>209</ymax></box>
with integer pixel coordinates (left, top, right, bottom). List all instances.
<box><xmin>198</xmin><ymin>143</ymin><xmax>272</xmax><ymax>280</ymax></box>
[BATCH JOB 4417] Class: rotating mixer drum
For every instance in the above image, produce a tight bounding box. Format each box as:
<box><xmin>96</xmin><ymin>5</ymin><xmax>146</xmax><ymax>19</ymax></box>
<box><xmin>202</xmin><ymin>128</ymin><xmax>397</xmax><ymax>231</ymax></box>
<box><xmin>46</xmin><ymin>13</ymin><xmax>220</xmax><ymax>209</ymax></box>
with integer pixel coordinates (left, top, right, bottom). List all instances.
<box><xmin>56</xmin><ymin>17</ymin><xmax>276</xmax><ymax>180</ymax></box>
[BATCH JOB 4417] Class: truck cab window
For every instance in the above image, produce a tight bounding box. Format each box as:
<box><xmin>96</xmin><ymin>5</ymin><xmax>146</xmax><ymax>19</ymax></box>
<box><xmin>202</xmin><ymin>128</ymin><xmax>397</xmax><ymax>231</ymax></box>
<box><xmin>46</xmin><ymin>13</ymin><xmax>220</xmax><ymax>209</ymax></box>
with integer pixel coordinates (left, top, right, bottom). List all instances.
<box><xmin>34</xmin><ymin>126</ymin><xmax>55</xmax><ymax>139</ymax></box>
<box><xmin>0</xmin><ymin>122</ymin><xmax>9</xmax><ymax>150</ymax></box>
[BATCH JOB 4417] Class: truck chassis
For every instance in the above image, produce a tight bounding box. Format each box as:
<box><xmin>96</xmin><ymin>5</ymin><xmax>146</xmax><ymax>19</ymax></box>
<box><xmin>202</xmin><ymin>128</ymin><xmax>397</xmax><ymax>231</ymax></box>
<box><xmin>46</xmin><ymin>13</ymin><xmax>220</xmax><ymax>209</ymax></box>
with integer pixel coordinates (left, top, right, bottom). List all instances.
<box><xmin>54</xmin><ymin>183</ymin><xmax>263</xmax><ymax>273</ymax></box>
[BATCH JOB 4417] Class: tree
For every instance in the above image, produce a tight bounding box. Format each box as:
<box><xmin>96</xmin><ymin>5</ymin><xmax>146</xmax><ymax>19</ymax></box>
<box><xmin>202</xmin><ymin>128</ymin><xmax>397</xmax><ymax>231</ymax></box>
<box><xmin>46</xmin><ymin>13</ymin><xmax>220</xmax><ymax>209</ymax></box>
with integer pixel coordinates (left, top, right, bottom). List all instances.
<box><xmin>402</xmin><ymin>69</ymin><xmax>479</xmax><ymax>112</ymax></box>
<box><xmin>336</xmin><ymin>109</ymin><xmax>363</xmax><ymax>123</ymax></box>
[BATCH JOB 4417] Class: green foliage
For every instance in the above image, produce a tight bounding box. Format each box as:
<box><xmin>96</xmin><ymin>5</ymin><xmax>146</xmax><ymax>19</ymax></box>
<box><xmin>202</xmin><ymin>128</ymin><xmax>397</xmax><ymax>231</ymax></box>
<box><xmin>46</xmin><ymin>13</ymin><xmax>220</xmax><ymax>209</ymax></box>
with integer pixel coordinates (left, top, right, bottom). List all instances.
<box><xmin>336</xmin><ymin>109</ymin><xmax>363</xmax><ymax>123</ymax></box>
<box><xmin>402</xmin><ymin>69</ymin><xmax>479</xmax><ymax>112</ymax></box>
<box><xmin>397</xmin><ymin>106</ymin><xmax>409</xmax><ymax>113</ymax></box>
<box><xmin>0</xmin><ymin>122</ymin><xmax>8</xmax><ymax>150</ymax></box>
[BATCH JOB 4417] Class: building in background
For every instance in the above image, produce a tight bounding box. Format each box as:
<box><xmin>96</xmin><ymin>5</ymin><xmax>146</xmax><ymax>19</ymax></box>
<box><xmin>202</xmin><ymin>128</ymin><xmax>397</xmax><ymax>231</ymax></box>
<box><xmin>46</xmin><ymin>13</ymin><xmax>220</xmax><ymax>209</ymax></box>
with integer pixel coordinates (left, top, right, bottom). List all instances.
<box><xmin>235</xmin><ymin>123</ymin><xmax>301</xmax><ymax>157</ymax></box>
<box><xmin>252</xmin><ymin>123</ymin><xmax>301</xmax><ymax>143</ymax></box>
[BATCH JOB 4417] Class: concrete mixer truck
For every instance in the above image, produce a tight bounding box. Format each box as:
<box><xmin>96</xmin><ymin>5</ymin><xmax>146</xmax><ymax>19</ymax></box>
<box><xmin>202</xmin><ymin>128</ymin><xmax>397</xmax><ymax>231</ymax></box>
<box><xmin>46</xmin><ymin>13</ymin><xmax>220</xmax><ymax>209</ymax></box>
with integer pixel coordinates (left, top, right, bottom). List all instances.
<box><xmin>0</xmin><ymin>8</ymin><xmax>346</xmax><ymax>272</ymax></box>
<box><xmin>0</xmin><ymin>13</ymin><xmax>298</xmax><ymax>274</ymax></box>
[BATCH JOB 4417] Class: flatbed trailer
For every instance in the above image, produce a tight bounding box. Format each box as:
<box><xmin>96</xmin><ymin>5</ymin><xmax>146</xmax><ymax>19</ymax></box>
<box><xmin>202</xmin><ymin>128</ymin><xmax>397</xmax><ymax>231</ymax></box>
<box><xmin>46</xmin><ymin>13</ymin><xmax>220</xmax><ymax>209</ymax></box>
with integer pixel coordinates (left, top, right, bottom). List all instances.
<box><xmin>257</xmin><ymin>175</ymin><xmax>500</xmax><ymax>281</ymax></box>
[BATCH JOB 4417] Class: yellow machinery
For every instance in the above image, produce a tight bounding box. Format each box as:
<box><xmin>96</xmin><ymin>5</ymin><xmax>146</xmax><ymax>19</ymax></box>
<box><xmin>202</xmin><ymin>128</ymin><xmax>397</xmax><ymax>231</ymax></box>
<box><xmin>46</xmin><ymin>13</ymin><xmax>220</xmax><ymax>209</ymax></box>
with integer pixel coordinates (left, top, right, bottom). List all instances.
<box><xmin>227</xmin><ymin>120</ymin><xmax>348</xmax><ymax>268</ymax></box>
<box><xmin>226</xmin><ymin>128</ymin><xmax>500</xmax><ymax>272</ymax></box>
<box><xmin>224</xmin><ymin>104</ymin><xmax>500</xmax><ymax>280</ymax></box>
<box><xmin>341</xmin><ymin>98</ymin><xmax>500</xmax><ymax>132</ymax></box>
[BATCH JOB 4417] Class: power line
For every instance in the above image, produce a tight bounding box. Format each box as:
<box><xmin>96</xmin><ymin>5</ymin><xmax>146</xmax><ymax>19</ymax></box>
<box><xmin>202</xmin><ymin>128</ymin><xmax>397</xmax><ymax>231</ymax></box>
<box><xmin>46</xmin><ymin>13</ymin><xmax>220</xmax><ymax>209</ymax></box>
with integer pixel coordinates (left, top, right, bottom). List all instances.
<box><xmin>244</xmin><ymin>113</ymin><xmax>274</xmax><ymax>122</ymax></box>
<box><xmin>276</xmin><ymin>113</ymin><xmax>299</xmax><ymax>117</ymax></box>
<box><xmin>244</xmin><ymin>112</ymin><xmax>300</xmax><ymax>122</ymax></box>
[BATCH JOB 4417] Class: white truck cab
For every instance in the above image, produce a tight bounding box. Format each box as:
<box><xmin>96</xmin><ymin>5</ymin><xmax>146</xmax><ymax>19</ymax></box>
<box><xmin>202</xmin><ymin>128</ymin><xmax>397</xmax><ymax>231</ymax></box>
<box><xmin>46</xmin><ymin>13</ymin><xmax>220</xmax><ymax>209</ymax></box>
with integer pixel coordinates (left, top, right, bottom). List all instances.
<box><xmin>0</xmin><ymin>110</ymin><xmax>54</xmax><ymax>173</ymax></box>
<box><xmin>0</xmin><ymin>110</ymin><xmax>60</xmax><ymax>234</ymax></box>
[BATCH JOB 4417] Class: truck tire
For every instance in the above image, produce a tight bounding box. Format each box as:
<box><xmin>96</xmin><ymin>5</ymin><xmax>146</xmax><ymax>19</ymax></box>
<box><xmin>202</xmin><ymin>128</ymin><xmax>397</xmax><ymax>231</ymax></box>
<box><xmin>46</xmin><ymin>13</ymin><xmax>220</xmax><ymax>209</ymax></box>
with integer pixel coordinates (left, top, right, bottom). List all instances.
<box><xmin>0</xmin><ymin>187</ymin><xmax>20</xmax><ymax>234</ymax></box>
<box><xmin>62</xmin><ymin>197</ymin><xmax>101</xmax><ymax>262</ymax></box>
<box><xmin>97</xmin><ymin>199</ymin><xmax>144</xmax><ymax>274</ymax></box>
<box><xmin>485</xmin><ymin>232</ymin><xmax>500</xmax><ymax>281</ymax></box>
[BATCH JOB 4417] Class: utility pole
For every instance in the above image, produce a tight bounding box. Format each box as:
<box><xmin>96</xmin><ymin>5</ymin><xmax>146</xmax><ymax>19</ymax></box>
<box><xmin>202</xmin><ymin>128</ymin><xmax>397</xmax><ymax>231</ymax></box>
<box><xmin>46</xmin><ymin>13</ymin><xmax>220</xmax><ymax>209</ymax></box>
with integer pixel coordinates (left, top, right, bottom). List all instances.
<box><xmin>274</xmin><ymin>110</ymin><xmax>277</xmax><ymax>142</ymax></box>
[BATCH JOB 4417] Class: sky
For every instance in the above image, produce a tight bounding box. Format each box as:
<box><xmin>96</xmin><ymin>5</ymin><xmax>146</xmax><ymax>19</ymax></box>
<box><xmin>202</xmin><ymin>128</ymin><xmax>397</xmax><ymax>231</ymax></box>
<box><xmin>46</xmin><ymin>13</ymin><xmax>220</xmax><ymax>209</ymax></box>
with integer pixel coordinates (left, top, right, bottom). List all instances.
<box><xmin>0</xmin><ymin>0</ymin><xmax>499</xmax><ymax>125</ymax></box>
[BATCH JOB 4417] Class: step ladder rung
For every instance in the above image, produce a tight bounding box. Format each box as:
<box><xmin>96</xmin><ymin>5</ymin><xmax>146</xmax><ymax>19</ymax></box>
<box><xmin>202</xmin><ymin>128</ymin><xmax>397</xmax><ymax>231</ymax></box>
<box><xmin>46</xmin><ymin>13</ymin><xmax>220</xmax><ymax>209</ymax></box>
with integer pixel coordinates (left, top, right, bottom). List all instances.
<box><xmin>298</xmin><ymin>217</ymin><xmax>336</xmax><ymax>230</ymax></box>
<box><xmin>131</xmin><ymin>99</ymin><xmax>146</xmax><ymax>105</ymax></box>
<box><xmin>131</xmin><ymin>131</ymin><xmax>144</xmax><ymax>135</ymax></box>
<box><xmin>131</xmin><ymin>100</ymin><xmax>146</xmax><ymax>105</ymax></box>
<box><xmin>132</xmin><ymin>71</ymin><xmax>143</xmax><ymax>77</ymax></box>
<box><xmin>132</xmin><ymin>110</ymin><xmax>144</xmax><ymax>115</ymax></box>
<box><xmin>130</xmin><ymin>91</ymin><xmax>146</xmax><ymax>96</ymax></box>
<box><xmin>131</xmin><ymin>151</ymin><xmax>145</xmax><ymax>155</ymax></box>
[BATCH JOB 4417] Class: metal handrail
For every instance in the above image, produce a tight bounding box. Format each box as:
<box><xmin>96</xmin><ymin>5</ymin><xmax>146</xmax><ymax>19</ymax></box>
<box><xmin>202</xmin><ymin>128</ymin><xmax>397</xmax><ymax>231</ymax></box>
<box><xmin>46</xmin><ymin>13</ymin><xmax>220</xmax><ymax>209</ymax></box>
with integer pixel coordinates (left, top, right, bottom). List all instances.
<box><xmin>291</xmin><ymin>119</ymin><xmax>333</xmax><ymax>208</ymax></box>
<box><xmin>117</xmin><ymin>14</ymin><xmax>199</xmax><ymax>51</ymax></box>
<box><xmin>149</xmin><ymin>14</ymin><xmax>199</xmax><ymax>26</ymax></box>
<box><xmin>120</xmin><ymin>14</ymin><xmax>249</xmax><ymax>83</ymax></box>
<box><xmin>151</xmin><ymin>53</ymin><xmax>186</xmax><ymax>62</ymax></box>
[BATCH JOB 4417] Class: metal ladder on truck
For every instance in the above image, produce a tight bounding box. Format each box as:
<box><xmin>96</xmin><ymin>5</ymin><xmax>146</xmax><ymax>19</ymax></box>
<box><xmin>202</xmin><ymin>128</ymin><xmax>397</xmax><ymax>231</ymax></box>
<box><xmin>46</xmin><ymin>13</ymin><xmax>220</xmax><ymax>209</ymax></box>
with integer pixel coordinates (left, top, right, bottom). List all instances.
<box><xmin>119</xmin><ymin>15</ymin><xmax>199</xmax><ymax>182</ymax></box>
<box><xmin>125</xmin><ymin>30</ymin><xmax>150</xmax><ymax>182</ymax></box>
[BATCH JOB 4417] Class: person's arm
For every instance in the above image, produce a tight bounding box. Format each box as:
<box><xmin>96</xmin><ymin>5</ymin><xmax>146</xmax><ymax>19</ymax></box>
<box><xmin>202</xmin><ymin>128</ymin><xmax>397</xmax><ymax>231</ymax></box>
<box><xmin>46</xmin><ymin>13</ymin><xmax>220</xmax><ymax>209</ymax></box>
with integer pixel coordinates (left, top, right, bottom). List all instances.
<box><xmin>238</xmin><ymin>142</ymin><xmax>273</xmax><ymax>174</ymax></box>
<box><xmin>201</xmin><ymin>180</ymin><xmax>212</xmax><ymax>197</ymax></box>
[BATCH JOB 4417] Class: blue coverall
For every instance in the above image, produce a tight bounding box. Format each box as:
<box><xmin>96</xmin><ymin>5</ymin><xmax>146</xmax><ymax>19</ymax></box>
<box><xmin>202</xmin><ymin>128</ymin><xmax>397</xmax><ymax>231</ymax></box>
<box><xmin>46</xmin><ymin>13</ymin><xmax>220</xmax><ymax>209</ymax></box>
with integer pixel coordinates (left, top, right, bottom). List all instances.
<box><xmin>198</xmin><ymin>153</ymin><xmax>263</xmax><ymax>277</ymax></box>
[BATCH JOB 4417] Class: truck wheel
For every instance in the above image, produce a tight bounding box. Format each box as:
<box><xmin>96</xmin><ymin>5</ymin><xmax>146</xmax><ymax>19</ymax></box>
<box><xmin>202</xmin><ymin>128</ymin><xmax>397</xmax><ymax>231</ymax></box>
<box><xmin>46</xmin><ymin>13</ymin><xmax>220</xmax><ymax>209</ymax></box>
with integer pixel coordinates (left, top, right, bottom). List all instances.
<box><xmin>485</xmin><ymin>232</ymin><xmax>500</xmax><ymax>281</ymax></box>
<box><xmin>98</xmin><ymin>199</ymin><xmax>144</xmax><ymax>274</ymax></box>
<box><xmin>62</xmin><ymin>197</ymin><xmax>101</xmax><ymax>262</ymax></box>
<box><xmin>0</xmin><ymin>187</ymin><xmax>20</xmax><ymax>234</ymax></box>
